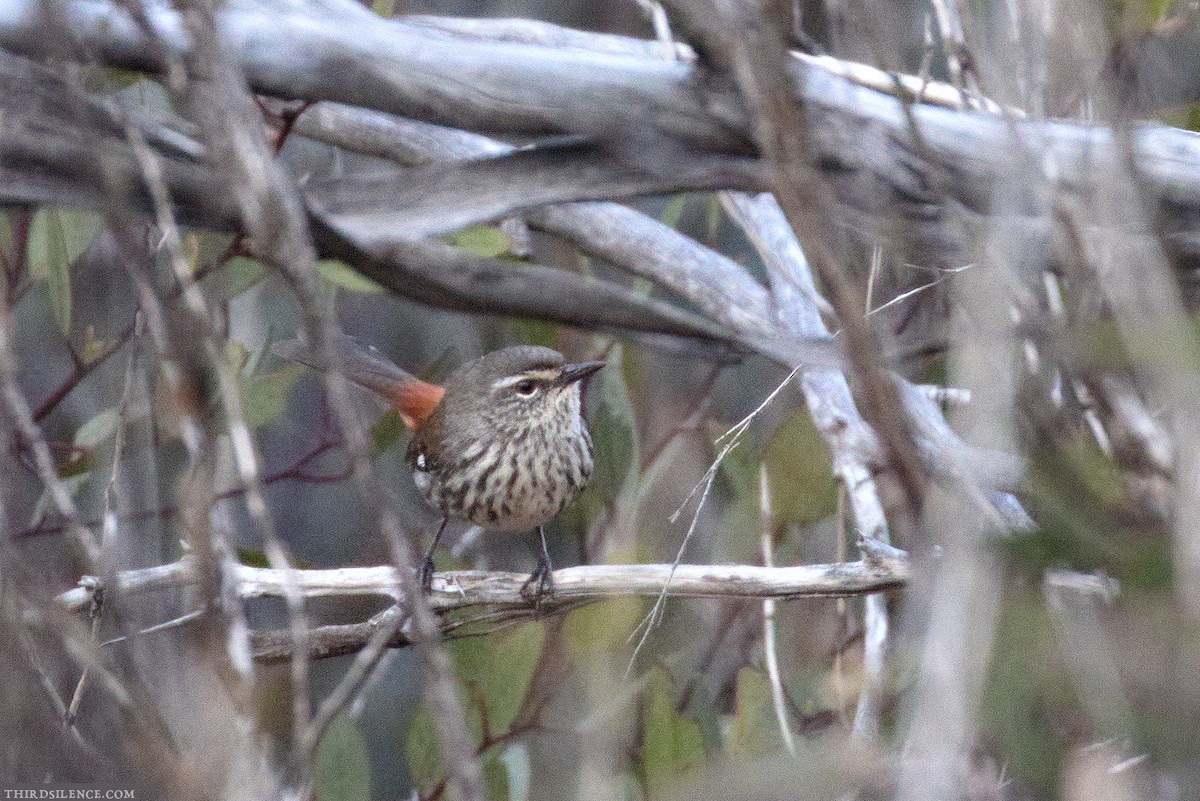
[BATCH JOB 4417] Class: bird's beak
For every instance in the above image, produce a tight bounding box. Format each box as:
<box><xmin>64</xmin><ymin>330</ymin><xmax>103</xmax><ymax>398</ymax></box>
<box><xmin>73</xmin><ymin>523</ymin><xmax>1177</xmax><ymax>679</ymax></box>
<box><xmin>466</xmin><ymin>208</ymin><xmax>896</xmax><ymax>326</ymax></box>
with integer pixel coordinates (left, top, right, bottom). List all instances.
<box><xmin>556</xmin><ymin>361</ymin><xmax>605</xmax><ymax>387</ymax></box>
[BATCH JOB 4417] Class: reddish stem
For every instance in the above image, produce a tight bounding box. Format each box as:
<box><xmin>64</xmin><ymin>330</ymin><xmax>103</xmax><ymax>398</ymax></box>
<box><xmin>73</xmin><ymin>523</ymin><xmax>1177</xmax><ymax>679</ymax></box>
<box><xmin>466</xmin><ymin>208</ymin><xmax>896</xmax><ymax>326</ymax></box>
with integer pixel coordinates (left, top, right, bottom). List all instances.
<box><xmin>32</xmin><ymin>326</ymin><xmax>134</xmax><ymax>422</ymax></box>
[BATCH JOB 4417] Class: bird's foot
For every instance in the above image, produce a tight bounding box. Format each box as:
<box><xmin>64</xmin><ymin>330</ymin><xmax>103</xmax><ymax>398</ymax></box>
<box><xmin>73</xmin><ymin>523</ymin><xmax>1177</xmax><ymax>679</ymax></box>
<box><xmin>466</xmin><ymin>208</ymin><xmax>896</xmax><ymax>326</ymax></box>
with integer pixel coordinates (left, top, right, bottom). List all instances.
<box><xmin>418</xmin><ymin>556</ymin><xmax>437</xmax><ymax>593</ymax></box>
<box><xmin>520</xmin><ymin>555</ymin><xmax>555</xmax><ymax>616</ymax></box>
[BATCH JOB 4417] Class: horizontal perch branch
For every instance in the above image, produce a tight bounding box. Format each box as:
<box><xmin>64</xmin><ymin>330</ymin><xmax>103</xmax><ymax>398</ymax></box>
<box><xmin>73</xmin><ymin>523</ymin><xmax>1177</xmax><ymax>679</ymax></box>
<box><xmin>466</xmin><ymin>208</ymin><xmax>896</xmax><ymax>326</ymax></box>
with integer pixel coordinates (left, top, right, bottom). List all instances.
<box><xmin>57</xmin><ymin>541</ymin><xmax>909</xmax><ymax>615</ymax></box>
<box><xmin>55</xmin><ymin>540</ymin><xmax>909</xmax><ymax>662</ymax></box>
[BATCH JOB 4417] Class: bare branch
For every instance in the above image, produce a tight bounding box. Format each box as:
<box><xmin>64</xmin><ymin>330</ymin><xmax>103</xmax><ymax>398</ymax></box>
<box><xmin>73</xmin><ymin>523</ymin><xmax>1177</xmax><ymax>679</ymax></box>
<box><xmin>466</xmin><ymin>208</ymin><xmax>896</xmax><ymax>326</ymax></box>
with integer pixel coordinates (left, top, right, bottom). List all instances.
<box><xmin>57</xmin><ymin>550</ymin><xmax>910</xmax><ymax>616</ymax></box>
<box><xmin>7</xmin><ymin>1</ymin><xmax>1200</xmax><ymax>275</ymax></box>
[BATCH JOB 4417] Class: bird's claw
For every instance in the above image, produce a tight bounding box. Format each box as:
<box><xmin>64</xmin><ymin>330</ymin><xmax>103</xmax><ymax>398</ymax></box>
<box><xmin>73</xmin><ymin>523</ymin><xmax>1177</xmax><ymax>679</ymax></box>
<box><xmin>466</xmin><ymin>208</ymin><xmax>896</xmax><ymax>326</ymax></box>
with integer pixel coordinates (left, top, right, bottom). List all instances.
<box><xmin>419</xmin><ymin>556</ymin><xmax>437</xmax><ymax>593</ymax></box>
<box><xmin>520</xmin><ymin>556</ymin><xmax>555</xmax><ymax>616</ymax></box>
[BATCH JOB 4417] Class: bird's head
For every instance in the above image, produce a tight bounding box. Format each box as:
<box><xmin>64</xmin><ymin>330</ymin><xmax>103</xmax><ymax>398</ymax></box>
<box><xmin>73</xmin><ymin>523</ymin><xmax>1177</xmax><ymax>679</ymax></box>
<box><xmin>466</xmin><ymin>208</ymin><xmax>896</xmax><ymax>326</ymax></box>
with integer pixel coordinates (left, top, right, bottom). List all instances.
<box><xmin>443</xmin><ymin>346</ymin><xmax>605</xmax><ymax>432</ymax></box>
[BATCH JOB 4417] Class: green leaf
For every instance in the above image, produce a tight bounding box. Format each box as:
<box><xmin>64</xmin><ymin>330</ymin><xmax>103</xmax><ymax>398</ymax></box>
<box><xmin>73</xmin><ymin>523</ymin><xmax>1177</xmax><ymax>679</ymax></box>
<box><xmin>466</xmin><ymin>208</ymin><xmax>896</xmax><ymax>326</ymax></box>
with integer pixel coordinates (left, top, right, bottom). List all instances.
<box><xmin>237</xmin><ymin>365</ymin><xmax>305</xmax><ymax>429</ymax></box>
<box><xmin>640</xmin><ymin>667</ymin><xmax>705</xmax><ymax>797</ymax></box>
<box><xmin>505</xmin><ymin>319</ymin><xmax>558</xmax><ymax>350</ymax></box>
<box><xmin>59</xmin><ymin>406</ymin><xmax>122</xmax><ymax>482</ymax></box>
<box><xmin>1055</xmin><ymin>439</ymin><xmax>1126</xmax><ymax>508</ymax></box>
<box><xmin>1110</xmin><ymin>0</ymin><xmax>1173</xmax><ymax>31</ymax></box>
<box><xmin>447</xmin><ymin>225</ymin><xmax>511</xmax><ymax>258</ymax></box>
<box><xmin>236</xmin><ymin>548</ymin><xmax>270</xmax><ymax>568</ymax></box>
<box><xmin>186</xmin><ymin>232</ymin><xmax>237</xmax><ymax>272</ymax></box>
<box><xmin>372</xmin><ymin>409</ymin><xmax>407</xmax><ymax>455</ymax></box>
<box><xmin>226</xmin><ymin>340</ymin><xmax>251</xmax><ymax>373</ymax></box>
<box><xmin>567</xmin><ymin>346</ymin><xmax>638</xmax><ymax>522</ymax></box>
<box><xmin>762</xmin><ymin>411</ymin><xmax>838</xmax><ymax>526</ymax></box>
<box><xmin>371</xmin><ymin>0</ymin><xmax>395</xmax><ymax>16</ymax></box>
<box><xmin>81</xmin><ymin>326</ymin><xmax>110</xmax><ymax>366</ymax></box>
<box><xmin>565</xmin><ymin>596</ymin><xmax>646</xmax><ymax>657</ymax></box>
<box><xmin>314</xmin><ymin>714</ymin><xmax>371</xmax><ymax>801</ymax></box>
<box><xmin>79</xmin><ymin>66</ymin><xmax>144</xmax><ymax>93</ymax></box>
<box><xmin>450</xmin><ymin>622</ymin><xmax>545</xmax><ymax>734</ymax></box>
<box><xmin>659</xmin><ymin>195</ymin><xmax>687</xmax><ymax>230</ymax></box>
<box><xmin>482</xmin><ymin>751</ymin><xmax>510</xmax><ymax>801</ymax></box>
<box><xmin>714</xmin><ymin>423</ymin><xmax>759</xmax><ymax>498</ymax></box>
<box><xmin>408</xmin><ymin>625</ymin><xmax>545</xmax><ymax>794</ymax></box>
<box><xmin>73</xmin><ymin>408</ymin><xmax>119</xmax><ymax>449</ymax></box>
<box><xmin>1021</xmin><ymin>440</ymin><xmax>1172</xmax><ymax>592</ymax></box>
<box><xmin>0</xmin><ymin>213</ymin><xmax>16</xmax><ymax>266</ymax></box>
<box><xmin>208</xmin><ymin>256</ymin><xmax>268</xmax><ymax>302</ymax></box>
<box><xmin>727</xmin><ymin>667</ymin><xmax>781</xmax><ymax>756</ymax></box>
<box><xmin>243</xmin><ymin>338</ymin><xmax>269</xmax><ymax>377</ymax></box>
<box><xmin>705</xmin><ymin>194</ymin><xmax>723</xmax><ymax>241</ymax></box>
<box><xmin>58</xmin><ymin>452</ymin><xmax>93</xmax><ymax>480</ymax></box>
<box><xmin>318</xmin><ymin>259</ymin><xmax>386</xmax><ymax>294</ymax></box>
<box><xmin>28</xmin><ymin>208</ymin><xmax>99</xmax><ymax>335</ymax></box>
<box><xmin>29</xmin><ymin>209</ymin><xmax>100</xmax><ymax>273</ymax></box>
<box><xmin>406</xmin><ymin>706</ymin><xmax>442</xmax><ymax>792</ymax></box>
<box><xmin>980</xmin><ymin>594</ymin><xmax>1072</xmax><ymax>792</ymax></box>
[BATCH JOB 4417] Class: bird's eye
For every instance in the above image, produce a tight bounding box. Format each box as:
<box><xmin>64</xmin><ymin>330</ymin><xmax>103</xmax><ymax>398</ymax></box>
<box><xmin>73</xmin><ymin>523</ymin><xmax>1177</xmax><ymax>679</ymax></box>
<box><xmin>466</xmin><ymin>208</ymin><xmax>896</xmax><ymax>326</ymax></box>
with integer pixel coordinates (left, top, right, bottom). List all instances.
<box><xmin>515</xmin><ymin>379</ymin><xmax>538</xmax><ymax>396</ymax></box>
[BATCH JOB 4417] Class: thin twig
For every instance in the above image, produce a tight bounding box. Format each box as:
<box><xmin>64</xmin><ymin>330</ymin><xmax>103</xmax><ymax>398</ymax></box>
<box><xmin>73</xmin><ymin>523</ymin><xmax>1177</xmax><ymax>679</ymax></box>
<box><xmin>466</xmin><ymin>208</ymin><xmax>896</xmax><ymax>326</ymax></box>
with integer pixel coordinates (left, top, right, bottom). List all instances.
<box><xmin>719</xmin><ymin>191</ymin><xmax>896</xmax><ymax>740</ymax></box>
<box><xmin>65</xmin><ymin>313</ymin><xmax>144</xmax><ymax>729</ymax></box>
<box><xmin>864</xmin><ymin>264</ymin><xmax>976</xmax><ymax>318</ymax></box>
<box><xmin>626</xmin><ymin>362</ymin><xmax>803</xmax><ymax>672</ymax></box>
<box><xmin>0</xmin><ymin>282</ymin><xmax>99</xmax><ymax>566</ymax></box>
<box><xmin>31</xmin><ymin>326</ymin><xmax>133</xmax><ymax>422</ymax></box>
<box><xmin>759</xmin><ymin>464</ymin><xmax>796</xmax><ymax>755</ymax></box>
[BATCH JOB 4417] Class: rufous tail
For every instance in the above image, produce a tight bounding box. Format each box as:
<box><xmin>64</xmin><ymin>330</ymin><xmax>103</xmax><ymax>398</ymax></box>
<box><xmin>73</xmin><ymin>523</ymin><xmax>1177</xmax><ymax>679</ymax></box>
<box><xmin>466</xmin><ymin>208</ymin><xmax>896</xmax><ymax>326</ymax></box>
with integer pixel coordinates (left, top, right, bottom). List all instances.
<box><xmin>272</xmin><ymin>333</ymin><xmax>444</xmax><ymax>428</ymax></box>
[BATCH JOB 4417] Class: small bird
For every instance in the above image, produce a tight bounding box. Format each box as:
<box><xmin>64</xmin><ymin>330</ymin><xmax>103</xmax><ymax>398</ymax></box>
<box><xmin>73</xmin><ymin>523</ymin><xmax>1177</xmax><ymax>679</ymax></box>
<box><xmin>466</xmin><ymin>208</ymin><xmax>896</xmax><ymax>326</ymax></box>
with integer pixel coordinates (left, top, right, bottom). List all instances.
<box><xmin>275</xmin><ymin>333</ymin><xmax>604</xmax><ymax>599</ymax></box>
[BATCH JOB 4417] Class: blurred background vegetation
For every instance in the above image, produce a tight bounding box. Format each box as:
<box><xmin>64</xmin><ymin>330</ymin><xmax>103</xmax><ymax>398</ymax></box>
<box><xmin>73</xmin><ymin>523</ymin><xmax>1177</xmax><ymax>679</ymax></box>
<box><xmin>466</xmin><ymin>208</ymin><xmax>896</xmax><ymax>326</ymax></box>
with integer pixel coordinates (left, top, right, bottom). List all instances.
<box><xmin>4</xmin><ymin>0</ymin><xmax>1200</xmax><ymax>799</ymax></box>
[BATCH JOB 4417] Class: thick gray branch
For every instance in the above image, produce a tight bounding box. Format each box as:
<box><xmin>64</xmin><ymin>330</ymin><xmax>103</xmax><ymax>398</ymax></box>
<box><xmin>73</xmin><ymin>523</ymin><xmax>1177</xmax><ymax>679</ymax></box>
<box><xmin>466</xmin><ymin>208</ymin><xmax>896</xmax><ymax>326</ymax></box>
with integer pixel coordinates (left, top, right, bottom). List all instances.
<box><xmin>0</xmin><ymin>49</ymin><xmax>776</xmax><ymax>360</ymax></box>
<box><xmin>6</xmin><ymin>0</ymin><xmax>1200</xmax><ymax>270</ymax></box>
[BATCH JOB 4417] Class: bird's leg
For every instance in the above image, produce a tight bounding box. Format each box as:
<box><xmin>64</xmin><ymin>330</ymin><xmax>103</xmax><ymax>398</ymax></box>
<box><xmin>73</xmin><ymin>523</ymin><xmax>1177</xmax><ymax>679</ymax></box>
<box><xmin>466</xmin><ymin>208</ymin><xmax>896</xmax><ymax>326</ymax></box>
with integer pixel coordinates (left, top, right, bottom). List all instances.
<box><xmin>420</xmin><ymin>518</ymin><xmax>449</xmax><ymax>592</ymax></box>
<box><xmin>520</xmin><ymin>526</ymin><xmax>555</xmax><ymax>612</ymax></box>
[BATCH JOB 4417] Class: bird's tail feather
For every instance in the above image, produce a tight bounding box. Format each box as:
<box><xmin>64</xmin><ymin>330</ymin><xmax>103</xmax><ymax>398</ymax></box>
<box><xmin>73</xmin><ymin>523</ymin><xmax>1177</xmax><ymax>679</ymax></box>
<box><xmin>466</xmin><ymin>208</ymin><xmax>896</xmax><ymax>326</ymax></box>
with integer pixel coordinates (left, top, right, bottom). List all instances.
<box><xmin>272</xmin><ymin>333</ymin><xmax>444</xmax><ymax>428</ymax></box>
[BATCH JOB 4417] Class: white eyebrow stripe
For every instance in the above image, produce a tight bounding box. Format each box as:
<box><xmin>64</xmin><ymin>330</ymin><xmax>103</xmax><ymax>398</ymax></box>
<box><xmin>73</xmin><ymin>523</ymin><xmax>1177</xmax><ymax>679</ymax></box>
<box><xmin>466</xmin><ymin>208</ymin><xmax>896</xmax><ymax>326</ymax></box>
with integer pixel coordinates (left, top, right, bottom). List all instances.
<box><xmin>491</xmin><ymin>369</ymin><xmax>560</xmax><ymax>390</ymax></box>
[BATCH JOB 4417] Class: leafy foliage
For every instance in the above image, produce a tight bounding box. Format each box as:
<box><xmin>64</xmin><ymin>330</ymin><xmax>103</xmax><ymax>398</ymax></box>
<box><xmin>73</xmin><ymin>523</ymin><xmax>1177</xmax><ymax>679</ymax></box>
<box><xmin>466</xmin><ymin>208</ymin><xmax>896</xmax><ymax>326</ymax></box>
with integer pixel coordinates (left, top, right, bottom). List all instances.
<box><xmin>565</xmin><ymin>597</ymin><xmax>646</xmax><ymax>657</ymax></box>
<box><xmin>28</xmin><ymin>208</ymin><xmax>99</xmax><ymax>335</ymax></box>
<box><xmin>980</xmin><ymin>595</ymin><xmax>1073</xmax><ymax>792</ymax></box>
<box><xmin>405</xmin><ymin>707</ymin><xmax>441</xmax><ymax>794</ymax></box>
<box><xmin>562</xmin><ymin>345</ymin><xmax>639</xmax><ymax>530</ymax></box>
<box><xmin>446</xmin><ymin>225</ymin><xmax>512</xmax><ymax>258</ymax></box>
<box><xmin>235</xmin><ymin>547</ymin><xmax>271</xmax><ymax>568</ymax></box>
<box><xmin>370</xmin><ymin>0</ymin><xmax>395</xmax><ymax>16</ymax></box>
<box><xmin>315</xmin><ymin>714</ymin><xmax>372</xmax><ymax>801</ymax></box>
<box><xmin>726</xmin><ymin>668</ymin><xmax>785</xmax><ymax>757</ymax></box>
<box><xmin>237</xmin><ymin>364</ymin><xmax>306</xmax><ymax>429</ymax></box>
<box><xmin>450</xmin><ymin>621</ymin><xmax>544</xmax><ymax>736</ymax></box>
<box><xmin>481</xmin><ymin>752</ymin><xmax>511</xmax><ymax>801</ymax></box>
<box><xmin>371</xmin><ymin>408</ymin><xmax>407</xmax><ymax>455</ymax></box>
<box><xmin>659</xmin><ymin>195</ymin><xmax>688</xmax><ymax>230</ymax></box>
<box><xmin>54</xmin><ymin>407</ymin><xmax>122</xmax><ymax>481</ymax></box>
<box><xmin>318</xmin><ymin>259</ymin><xmax>386</xmax><ymax>294</ymax></box>
<box><xmin>712</xmin><ymin>409</ymin><xmax>838</xmax><ymax>562</ymax></box>
<box><xmin>639</xmin><ymin>668</ymin><xmax>705</xmax><ymax>797</ymax></box>
<box><xmin>407</xmin><ymin>622</ymin><xmax>546</xmax><ymax>797</ymax></box>
<box><xmin>208</xmin><ymin>255</ymin><xmax>268</xmax><ymax>302</ymax></box>
<box><xmin>761</xmin><ymin>412</ymin><xmax>838</xmax><ymax>527</ymax></box>
<box><xmin>74</xmin><ymin>408</ymin><xmax>120</xmax><ymax>451</ymax></box>
<box><xmin>1018</xmin><ymin>440</ymin><xmax>1173</xmax><ymax>592</ymax></box>
<box><xmin>9</xmin><ymin>5</ymin><xmax>1200</xmax><ymax>795</ymax></box>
